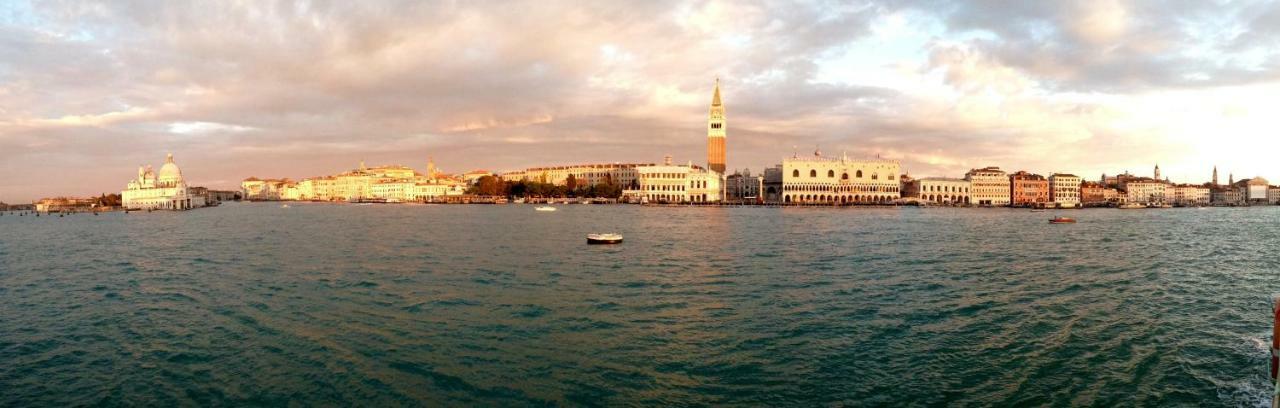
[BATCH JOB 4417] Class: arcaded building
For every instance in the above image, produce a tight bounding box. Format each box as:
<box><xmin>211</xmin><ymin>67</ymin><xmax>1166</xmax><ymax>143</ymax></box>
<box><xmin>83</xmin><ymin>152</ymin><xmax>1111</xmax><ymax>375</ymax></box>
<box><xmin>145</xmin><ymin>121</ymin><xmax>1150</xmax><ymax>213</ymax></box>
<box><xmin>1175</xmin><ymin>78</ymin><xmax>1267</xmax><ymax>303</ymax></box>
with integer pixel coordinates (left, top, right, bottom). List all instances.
<box><xmin>775</xmin><ymin>151</ymin><xmax>901</xmax><ymax>204</ymax></box>
<box><xmin>623</xmin><ymin>156</ymin><xmax>722</xmax><ymax>203</ymax></box>
<box><xmin>904</xmin><ymin>177</ymin><xmax>971</xmax><ymax>205</ymax></box>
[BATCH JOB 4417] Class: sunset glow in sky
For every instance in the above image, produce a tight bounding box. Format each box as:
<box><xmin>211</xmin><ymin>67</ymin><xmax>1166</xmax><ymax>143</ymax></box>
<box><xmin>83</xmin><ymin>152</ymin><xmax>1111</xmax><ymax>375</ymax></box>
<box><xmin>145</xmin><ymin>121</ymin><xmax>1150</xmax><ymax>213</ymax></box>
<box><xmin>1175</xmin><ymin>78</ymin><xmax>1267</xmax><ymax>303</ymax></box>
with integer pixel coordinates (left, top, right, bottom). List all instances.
<box><xmin>4</xmin><ymin>1</ymin><xmax>1280</xmax><ymax>201</ymax></box>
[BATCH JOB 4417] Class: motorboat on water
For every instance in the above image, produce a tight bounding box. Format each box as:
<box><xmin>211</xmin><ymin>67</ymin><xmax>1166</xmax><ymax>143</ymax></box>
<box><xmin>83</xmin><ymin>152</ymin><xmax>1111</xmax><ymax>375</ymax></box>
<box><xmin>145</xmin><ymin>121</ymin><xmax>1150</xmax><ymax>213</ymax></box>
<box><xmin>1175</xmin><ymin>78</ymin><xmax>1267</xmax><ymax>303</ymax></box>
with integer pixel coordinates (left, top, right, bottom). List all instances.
<box><xmin>535</xmin><ymin>206</ymin><xmax>557</xmax><ymax>212</ymax></box>
<box><xmin>1049</xmin><ymin>216</ymin><xmax>1076</xmax><ymax>224</ymax></box>
<box><xmin>587</xmin><ymin>233</ymin><xmax>623</xmax><ymax>244</ymax></box>
<box><xmin>280</xmin><ymin>204</ymin><xmax>290</xmax><ymax>209</ymax></box>
<box><xmin>1117</xmin><ymin>203</ymin><xmax>1145</xmax><ymax>209</ymax></box>
<box><xmin>1030</xmin><ymin>209</ymin><xmax>1046</xmax><ymax>213</ymax></box>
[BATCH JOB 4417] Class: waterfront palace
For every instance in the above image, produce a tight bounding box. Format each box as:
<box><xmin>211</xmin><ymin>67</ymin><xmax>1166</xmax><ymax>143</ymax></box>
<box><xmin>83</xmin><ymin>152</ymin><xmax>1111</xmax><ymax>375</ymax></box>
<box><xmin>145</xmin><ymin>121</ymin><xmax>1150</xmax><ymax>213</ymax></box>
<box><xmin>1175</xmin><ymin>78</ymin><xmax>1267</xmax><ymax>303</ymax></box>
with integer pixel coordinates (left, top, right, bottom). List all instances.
<box><xmin>242</xmin><ymin>158</ymin><xmax>467</xmax><ymax>202</ymax></box>
<box><xmin>764</xmin><ymin>151</ymin><xmax>902</xmax><ymax>204</ymax></box>
<box><xmin>122</xmin><ymin>153</ymin><xmax>208</xmax><ymax>210</ymax></box>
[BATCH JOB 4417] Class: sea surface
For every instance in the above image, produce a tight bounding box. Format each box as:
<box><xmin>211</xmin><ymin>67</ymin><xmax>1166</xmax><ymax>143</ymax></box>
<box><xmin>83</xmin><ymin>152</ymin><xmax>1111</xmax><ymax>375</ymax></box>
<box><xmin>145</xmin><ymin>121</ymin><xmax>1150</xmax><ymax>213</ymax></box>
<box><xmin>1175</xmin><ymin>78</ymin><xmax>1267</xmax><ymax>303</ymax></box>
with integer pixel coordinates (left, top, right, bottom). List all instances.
<box><xmin>2</xmin><ymin>203</ymin><xmax>1279</xmax><ymax>406</ymax></box>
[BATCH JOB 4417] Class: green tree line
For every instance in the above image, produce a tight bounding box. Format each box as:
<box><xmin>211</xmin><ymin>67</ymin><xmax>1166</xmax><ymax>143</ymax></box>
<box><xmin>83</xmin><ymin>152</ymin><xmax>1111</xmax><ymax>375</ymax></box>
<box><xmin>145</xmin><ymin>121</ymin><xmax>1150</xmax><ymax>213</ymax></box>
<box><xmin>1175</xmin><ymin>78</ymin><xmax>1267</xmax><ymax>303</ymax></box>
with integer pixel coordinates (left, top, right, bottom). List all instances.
<box><xmin>466</xmin><ymin>175</ymin><xmax>627</xmax><ymax>198</ymax></box>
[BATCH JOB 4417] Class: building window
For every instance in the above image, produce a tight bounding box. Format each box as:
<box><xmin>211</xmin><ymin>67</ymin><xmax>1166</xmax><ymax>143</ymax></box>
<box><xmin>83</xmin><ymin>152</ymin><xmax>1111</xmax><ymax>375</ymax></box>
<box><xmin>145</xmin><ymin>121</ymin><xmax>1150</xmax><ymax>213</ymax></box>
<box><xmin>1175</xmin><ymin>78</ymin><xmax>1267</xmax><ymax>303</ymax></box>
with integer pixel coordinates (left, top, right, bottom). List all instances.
<box><xmin>810</xmin><ymin>170</ymin><xmax>817</xmax><ymax>178</ymax></box>
<box><xmin>856</xmin><ymin>170</ymin><xmax>863</xmax><ymax>178</ymax></box>
<box><xmin>842</xmin><ymin>173</ymin><xmax>849</xmax><ymax>180</ymax></box>
<box><xmin>827</xmin><ymin>170</ymin><xmax>835</xmax><ymax>178</ymax></box>
<box><xmin>793</xmin><ymin>170</ymin><xmax>799</xmax><ymax>177</ymax></box>
<box><xmin>872</xmin><ymin>173</ymin><xmax>879</xmax><ymax>180</ymax></box>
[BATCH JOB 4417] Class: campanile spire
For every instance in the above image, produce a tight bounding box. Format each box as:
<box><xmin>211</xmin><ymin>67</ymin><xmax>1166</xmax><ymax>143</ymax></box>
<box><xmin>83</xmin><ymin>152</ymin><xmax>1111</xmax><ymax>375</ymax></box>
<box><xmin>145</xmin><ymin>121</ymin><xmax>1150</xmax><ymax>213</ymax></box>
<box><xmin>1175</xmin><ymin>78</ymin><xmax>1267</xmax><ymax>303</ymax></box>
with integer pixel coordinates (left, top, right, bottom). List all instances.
<box><xmin>707</xmin><ymin>78</ymin><xmax>726</xmax><ymax>174</ymax></box>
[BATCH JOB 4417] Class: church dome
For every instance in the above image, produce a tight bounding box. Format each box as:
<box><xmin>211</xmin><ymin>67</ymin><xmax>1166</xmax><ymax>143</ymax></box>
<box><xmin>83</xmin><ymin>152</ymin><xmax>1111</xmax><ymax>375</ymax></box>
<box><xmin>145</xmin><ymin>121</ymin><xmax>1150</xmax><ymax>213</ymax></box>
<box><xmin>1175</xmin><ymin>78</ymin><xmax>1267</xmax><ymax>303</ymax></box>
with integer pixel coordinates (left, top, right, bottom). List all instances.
<box><xmin>157</xmin><ymin>153</ymin><xmax>184</xmax><ymax>186</ymax></box>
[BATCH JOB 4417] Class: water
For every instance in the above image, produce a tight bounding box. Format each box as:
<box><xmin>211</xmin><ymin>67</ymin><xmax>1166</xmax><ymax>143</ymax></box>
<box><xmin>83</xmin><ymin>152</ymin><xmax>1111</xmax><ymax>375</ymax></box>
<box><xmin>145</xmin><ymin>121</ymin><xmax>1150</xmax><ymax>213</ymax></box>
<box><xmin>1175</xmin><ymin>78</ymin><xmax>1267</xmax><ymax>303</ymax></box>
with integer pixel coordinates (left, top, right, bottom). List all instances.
<box><xmin>2</xmin><ymin>203</ymin><xmax>1278</xmax><ymax>406</ymax></box>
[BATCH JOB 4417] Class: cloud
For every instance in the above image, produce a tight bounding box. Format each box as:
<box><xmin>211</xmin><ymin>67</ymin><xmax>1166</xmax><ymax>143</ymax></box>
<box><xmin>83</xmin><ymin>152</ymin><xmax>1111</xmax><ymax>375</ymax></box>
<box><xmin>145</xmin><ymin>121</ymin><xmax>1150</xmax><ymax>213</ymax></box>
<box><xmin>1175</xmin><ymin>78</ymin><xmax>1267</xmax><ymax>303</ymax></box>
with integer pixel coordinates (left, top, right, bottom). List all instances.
<box><xmin>2</xmin><ymin>0</ymin><xmax>1280</xmax><ymax>201</ymax></box>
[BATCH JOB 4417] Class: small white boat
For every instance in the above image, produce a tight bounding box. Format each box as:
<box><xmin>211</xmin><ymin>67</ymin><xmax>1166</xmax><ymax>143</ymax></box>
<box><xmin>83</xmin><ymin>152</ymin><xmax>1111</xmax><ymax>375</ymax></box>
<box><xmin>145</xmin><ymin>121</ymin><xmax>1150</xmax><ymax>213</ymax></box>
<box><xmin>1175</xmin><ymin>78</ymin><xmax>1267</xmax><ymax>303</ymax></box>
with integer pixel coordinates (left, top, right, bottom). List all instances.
<box><xmin>587</xmin><ymin>233</ymin><xmax>623</xmax><ymax>244</ymax></box>
<box><xmin>280</xmin><ymin>204</ymin><xmax>290</xmax><ymax>209</ymax></box>
<box><xmin>535</xmin><ymin>206</ymin><xmax>557</xmax><ymax>212</ymax></box>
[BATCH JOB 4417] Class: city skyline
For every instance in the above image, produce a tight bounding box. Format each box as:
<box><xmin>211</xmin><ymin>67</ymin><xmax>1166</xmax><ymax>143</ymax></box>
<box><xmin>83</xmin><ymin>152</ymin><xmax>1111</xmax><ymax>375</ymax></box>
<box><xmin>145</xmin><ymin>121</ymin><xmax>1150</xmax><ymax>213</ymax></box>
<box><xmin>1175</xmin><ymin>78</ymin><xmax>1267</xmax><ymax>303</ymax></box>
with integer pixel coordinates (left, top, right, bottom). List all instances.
<box><xmin>5</xmin><ymin>1</ymin><xmax>1280</xmax><ymax>202</ymax></box>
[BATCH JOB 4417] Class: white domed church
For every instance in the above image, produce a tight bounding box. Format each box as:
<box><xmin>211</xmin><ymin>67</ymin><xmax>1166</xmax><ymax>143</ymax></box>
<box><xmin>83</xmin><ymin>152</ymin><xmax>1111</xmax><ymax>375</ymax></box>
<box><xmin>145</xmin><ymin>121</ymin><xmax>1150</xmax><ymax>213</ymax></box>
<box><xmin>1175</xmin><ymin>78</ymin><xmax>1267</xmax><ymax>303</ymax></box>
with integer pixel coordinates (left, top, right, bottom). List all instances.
<box><xmin>122</xmin><ymin>153</ymin><xmax>207</xmax><ymax>210</ymax></box>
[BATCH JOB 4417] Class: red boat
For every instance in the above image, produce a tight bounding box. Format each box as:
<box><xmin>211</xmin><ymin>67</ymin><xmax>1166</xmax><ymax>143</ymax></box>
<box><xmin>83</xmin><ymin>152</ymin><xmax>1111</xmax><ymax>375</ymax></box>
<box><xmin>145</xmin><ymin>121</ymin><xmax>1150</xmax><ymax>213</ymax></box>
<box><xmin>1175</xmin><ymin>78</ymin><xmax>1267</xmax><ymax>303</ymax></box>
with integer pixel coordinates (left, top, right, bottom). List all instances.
<box><xmin>1049</xmin><ymin>217</ymin><xmax>1076</xmax><ymax>224</ymax></box>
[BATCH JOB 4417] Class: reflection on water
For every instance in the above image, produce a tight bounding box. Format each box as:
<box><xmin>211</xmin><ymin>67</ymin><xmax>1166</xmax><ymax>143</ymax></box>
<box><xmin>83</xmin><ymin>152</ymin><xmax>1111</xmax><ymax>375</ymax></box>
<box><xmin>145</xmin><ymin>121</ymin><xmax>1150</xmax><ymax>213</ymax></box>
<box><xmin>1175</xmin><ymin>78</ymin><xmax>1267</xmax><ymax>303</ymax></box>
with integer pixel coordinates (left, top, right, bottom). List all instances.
<box><xmin>1</xmin><ymin>204</ymin><xmax>1278</xmax><ymax>406</ymax></box>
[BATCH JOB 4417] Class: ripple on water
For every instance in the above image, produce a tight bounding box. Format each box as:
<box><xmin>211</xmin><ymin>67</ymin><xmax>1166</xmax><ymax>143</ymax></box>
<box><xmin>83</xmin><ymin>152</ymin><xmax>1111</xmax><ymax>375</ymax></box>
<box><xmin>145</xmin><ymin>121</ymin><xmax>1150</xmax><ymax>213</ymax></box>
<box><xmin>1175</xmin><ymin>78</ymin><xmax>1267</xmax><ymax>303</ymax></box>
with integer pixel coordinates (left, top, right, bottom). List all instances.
<box><xmin>2</xmin><ymin>204</ymin><xmax>1279</xmax><ymax>406</ymax></box>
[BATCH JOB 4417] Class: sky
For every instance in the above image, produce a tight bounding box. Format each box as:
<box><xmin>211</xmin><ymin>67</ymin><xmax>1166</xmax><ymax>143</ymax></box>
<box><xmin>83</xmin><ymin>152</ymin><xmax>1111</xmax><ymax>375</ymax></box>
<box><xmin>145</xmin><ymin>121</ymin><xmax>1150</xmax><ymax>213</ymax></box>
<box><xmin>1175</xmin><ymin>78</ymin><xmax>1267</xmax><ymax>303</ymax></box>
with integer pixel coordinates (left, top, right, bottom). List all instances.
<box><xmin>3</xmin><ymin>0</ymin><xmax>1280</xmax><ymax>202</ymax></box>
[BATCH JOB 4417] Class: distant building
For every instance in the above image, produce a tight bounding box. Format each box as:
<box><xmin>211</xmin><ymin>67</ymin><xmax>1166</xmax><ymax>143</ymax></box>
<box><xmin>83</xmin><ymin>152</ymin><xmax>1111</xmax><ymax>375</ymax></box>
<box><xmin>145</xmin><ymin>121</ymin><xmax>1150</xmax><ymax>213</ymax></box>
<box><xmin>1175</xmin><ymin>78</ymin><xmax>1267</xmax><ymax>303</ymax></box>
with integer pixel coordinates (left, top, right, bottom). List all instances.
<box><xmin>34</xmin><ymin>197</ymin><xmax>97</xmax><ymax>213</ymax></box>
<box><xmin>1009</xmin><ymin>171</ymin><xmax>1049</xmax><ymax>207</ymax></box>
<box><xmin>205</xmin><ymin>189</ymin><xmax>239</xmax><ymax>203</ymax></box>
<box><xmin>623</xmin><ymin>156</ymin><xmax>722</xmax><ymax>203</ymax></box>
<box><xmin>1081</xmin><ymin>181</ymin><xmax>1109</xmax><ymax>206</ymax></box>
<box><xmin>241</xmin><ymin>177</ymin><xmax>290</xmax><ymax>201</ymax></box>
<box><xmin>246</xmin><ymin>158</ymin><xmax>464</xmax><ymax>202</ymax></box>
<box><xmin>1125</xmin><ymin>181</ymin><xmax>1167</xmax><ymax>205</ymax></box>
<box><xmin>122</xmin><ymin>153</ymin><xmax>208</xmax><ymax>210</ymax></box>
<box><xmin>965</xmin><ymin>167</ymin><xmax>1010</xmax><ymax>206</ymax></box>
<box><xmin>1103</xmin><ymin>188</ymin><xmax>1122</xmax><ymax>203</ymax></box>
<box><xmin>1213</xmin><ymin>188</ymin><xmax>1243</xmax><ymax>205</ymax></box>
<box><xmin>1245</xmin><ymin>177</ymin><xmax>1269</xmax><ymax>203</ymax></box>
<box><xmin>725</xmin><ymin>169</ymin><xmax>763</xmax><ymax>203</ymax></box>
<box><xmin>500</xmin><ymin>163</ymin><xmax>649</xmax><ymax>188</ymax></box>
<box><xmin>462</xmin><ymin>170</ymin><xmax>493</xmax><ymax>185</ymax></box>
<box><xmin>763</xmin><ymin>166</ymin><xmax>783</xmax><ymax>203</ymax></box>
<box><xmin>771</xmin><ymin>151</ymin><xmax>901</xmax><ymax>204</ymax></box>
<box><xmin>1168</xmin><ymin>185</ymin><xmax>1210</xmax><ymax>206</ymax></box>
<box><xmin>1268</xmin><ymin>187</ymin><xmax>1280</xmax><ymax>205</ymax></box>
<box><xmin>1048</xmin><ymin>173</ymin><xmax>1082</xmax><ymax>208</ymax></box>
<box><xmin>1106</xmin><ymin>169</ymin><xmax>1163</xmax><ymax>191</ymax></box>
<box><xmin>903</xmin><ymin>177</ymin><xmax>970</xmax><ymax>205</ymax></box>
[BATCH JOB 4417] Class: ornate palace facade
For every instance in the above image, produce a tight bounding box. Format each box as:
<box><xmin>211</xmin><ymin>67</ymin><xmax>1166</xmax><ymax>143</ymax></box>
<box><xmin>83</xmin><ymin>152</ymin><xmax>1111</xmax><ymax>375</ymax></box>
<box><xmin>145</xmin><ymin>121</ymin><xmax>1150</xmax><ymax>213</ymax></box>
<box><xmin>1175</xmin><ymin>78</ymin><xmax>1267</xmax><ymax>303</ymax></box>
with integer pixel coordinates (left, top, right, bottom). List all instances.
<box><xmin>122</xmin><ymin>153</ymin><xmax>208</xmax><ymax>210</ymax></box>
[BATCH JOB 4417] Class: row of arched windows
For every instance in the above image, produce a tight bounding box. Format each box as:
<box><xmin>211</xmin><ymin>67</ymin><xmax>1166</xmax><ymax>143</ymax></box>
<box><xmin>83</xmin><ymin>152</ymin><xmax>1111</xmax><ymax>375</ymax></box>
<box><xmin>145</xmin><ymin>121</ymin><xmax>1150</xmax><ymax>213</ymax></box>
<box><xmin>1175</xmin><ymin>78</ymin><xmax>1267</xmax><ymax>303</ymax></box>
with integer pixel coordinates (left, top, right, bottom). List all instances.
<box><xmin>791</xmin><ymin>169</ymin><xmax>894</xmax><ymax>181</ymax></box>
<box><xmin>784</xmin><ymin>184</ymin><xmax>900</xmax><ymax>193</ymax></box>
<box><xmin>783</xmin><ymin>194</ymin><xmax>895</xmax><ymax>204</ymax></box>
<box><xmin>923</xmin><ymin>185</ymin><xmax>969</xmax><ymax>193</ymax></box>
<box><xmin>645</xmin><ymin>185</ymin><xmax>685</xmax><ymax>191</ymax></box>
<box><xmin>924</xmin><ymin>195</ymin><xmax>971</xmax><ymax>204</ymax></box>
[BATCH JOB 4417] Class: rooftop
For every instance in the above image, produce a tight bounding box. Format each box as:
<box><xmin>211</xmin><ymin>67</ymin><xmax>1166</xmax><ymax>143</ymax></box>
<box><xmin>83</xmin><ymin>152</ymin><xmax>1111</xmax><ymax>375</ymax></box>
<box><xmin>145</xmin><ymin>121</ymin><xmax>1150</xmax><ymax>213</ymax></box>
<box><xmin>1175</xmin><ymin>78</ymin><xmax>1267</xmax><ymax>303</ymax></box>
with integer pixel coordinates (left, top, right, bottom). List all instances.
<box><xmin>514</xmin><ymin>163</ymin><xmax>655</xmax><ymax>172</ymax></box>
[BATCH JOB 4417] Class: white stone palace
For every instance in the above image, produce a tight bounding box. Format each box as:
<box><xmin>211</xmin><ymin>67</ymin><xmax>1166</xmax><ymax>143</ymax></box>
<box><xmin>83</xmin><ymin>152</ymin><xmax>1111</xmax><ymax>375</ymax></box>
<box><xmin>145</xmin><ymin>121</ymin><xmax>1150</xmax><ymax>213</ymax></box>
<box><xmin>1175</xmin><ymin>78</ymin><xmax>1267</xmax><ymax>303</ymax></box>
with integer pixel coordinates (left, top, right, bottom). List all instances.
<box><xmin>623</xmin><ymin>155</ymin><xmax>723</xmax><ymax>203</ymax></box>
<box><xmin>766</xmin><ymin>150</ymin><xmax>902</xmax><ymax>204</ymax></box>
<box><xmin>122</xmin><ymin>153</ymin><xmax>208</xmax><ymax>210</ymax></box>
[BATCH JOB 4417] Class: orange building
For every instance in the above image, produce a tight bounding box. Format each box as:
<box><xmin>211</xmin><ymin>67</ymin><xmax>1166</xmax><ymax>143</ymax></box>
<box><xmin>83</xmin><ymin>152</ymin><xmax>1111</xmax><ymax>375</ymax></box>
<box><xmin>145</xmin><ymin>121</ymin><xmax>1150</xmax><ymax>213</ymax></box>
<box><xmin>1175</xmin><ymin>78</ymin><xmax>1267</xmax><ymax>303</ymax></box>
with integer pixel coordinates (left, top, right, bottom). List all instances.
<box><xmin>1010</xmin><ymin>171</ymin><xmax>1049</xmax><ymax>207</ymax></box>
<box><xmin>1081</xmin><ymin>181</ymin><xmax>1108</xmax><ymax>205</ymax></box>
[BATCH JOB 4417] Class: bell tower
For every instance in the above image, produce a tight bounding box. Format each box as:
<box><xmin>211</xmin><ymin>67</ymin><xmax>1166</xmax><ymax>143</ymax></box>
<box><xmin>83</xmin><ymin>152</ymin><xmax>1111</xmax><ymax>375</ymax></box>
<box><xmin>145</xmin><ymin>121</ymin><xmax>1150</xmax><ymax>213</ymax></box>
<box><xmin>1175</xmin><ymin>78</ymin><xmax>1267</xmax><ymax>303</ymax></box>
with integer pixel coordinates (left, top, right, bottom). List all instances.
<box><xmin>707</xmin><ymin>78</ymin><xmax>726</xmax><ymax>174</ymax></box>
